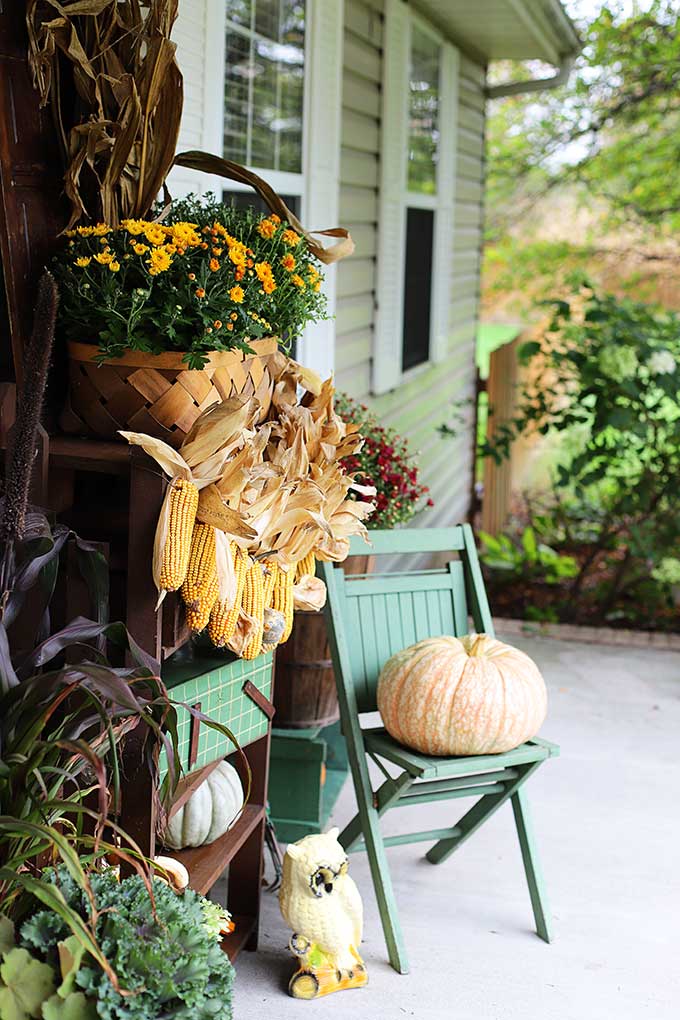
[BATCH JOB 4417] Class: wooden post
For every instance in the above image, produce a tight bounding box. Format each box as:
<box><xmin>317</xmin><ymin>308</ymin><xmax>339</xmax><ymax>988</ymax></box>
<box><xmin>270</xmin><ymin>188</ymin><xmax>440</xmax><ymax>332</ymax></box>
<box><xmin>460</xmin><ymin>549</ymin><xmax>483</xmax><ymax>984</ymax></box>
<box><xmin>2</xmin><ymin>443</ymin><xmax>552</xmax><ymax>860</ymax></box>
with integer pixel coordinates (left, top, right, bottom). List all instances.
<box><xmin>126</xmin><ymin>447</ymin><xmax>164</xmax><ymax>662</ymax></box>
<box><xmin>481</xmin><ymin>337</ymin><xmax>520</xmax><ymax>535</ymax></box>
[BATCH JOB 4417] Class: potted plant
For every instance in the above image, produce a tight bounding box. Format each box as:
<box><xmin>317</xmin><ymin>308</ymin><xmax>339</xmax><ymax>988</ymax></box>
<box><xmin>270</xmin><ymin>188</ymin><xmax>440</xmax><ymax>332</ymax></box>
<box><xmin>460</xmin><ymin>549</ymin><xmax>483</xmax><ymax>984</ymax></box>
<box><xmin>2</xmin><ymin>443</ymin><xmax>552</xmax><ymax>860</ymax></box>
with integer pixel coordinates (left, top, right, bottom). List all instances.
<box><xmin>53</xmin><ymin>197</ymin><xmax>329</xmax><ymax>447</ymax></box>
<box><xmin>274</xmin><ymin>394</ymin><xmax>432</xmax><ymax>728</ymax></box>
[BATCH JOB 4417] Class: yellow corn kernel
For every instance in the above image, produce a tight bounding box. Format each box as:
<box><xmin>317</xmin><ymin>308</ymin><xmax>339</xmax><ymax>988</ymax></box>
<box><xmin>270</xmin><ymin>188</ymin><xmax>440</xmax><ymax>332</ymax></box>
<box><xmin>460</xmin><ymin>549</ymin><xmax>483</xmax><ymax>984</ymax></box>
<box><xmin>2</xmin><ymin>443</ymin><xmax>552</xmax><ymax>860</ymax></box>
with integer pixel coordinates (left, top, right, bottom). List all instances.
<box><xmin>241</xmin><ymin>559</ymin><xmax>265</xmax><ymax>660</ymax></box>
<box><xmin>185</xmin><ymin>572</ymin><xmax>219</xmax><ymax>633</ymax></box>
<box><xmin>294</xmin><ymin>551</ymin><xmax>316</xmax><ymax>582</ymax></box>
<box><xmin>208</xmin><ymin>544</ymin><xmax>247</xmax><ymax>647</ymax></box>
<box><xmin>272</xmin><ymin>565</ymin><xmax>294</xmax><ymax>643</ymax></box>
<box><xmin>159</xmin><ymin>478</ymin><xmax>199</xmax><ymax>591</ymax></box>
<box><xmin>181</xmin><ymin>522</ymin><xmax>217</xmax><ymax>609</ymax></box>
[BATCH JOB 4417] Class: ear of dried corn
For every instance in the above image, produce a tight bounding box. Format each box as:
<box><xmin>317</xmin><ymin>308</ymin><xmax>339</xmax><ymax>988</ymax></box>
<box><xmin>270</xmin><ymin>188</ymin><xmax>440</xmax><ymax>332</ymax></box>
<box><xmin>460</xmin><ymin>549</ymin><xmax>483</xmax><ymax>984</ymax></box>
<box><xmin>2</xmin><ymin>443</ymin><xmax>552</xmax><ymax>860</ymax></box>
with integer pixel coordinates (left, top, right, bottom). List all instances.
<box><xmin>294</xmin><ymin>551</ymin><xmax>316</xmax><ymax>582</ymax></box>
<box><xmin>156</xmin><ymin>478</ymin><xmax>199</xmax><ymax>594</ymax></box>
<box><xmin>181</xmin><ymin>522</ymin><xmax>217</xmax><ymax>609</ymax></box>
<box><xmin>208</xmin><ymin>545</ymin><xmax>248</xmax><ymax>647</ymax></box>
<box><xmin>262</xmin><ymin>559</ymin><xmax>278</xmax><ymax>609</ymax></box>
<box><xmin>241</xmin><ymin>559</ymin><xmax>265</xmax><ymax>660</ymax></box>
<box><xmin>185</xmin><ymin>573</ymin><xmax>219</xmax><ymax>633</ymax></box>
<box><xmin>271</xmin><ymin>565</ymin><xmax>294</xmax><ymax>644</ymax></box>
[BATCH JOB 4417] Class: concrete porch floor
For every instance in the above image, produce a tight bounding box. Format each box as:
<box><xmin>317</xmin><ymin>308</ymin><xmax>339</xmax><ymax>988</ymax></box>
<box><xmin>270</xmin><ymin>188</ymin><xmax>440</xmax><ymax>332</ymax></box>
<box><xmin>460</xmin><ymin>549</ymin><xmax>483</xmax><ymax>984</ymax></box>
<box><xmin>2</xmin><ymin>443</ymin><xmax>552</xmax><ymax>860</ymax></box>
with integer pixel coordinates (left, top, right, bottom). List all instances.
<box><xmin>235</xmin><ymin>634</ymin><xmax>680</xmax><ymax>1019</ymax></box>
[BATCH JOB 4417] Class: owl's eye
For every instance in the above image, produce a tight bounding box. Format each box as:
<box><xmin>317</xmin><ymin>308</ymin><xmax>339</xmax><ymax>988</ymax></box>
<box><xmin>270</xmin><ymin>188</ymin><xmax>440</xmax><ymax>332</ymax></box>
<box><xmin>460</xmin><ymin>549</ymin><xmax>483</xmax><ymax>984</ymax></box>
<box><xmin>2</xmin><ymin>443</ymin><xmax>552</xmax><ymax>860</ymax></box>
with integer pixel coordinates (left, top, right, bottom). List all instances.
<box><xmin>314</xmin><ymin>873</ymin><xmax>324</xmax><ymax>886</ymax></box>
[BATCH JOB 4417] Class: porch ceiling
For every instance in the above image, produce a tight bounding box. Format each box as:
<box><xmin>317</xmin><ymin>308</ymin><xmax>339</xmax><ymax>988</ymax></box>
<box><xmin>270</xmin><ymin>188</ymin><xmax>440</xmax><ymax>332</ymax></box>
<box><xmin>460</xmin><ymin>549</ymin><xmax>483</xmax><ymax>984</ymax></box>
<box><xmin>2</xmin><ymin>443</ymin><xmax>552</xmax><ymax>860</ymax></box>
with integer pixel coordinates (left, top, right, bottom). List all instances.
<box><xmin>411</xmin><ymin>0</ymin><xmax>581</xmax><ymax>66</ymax></box>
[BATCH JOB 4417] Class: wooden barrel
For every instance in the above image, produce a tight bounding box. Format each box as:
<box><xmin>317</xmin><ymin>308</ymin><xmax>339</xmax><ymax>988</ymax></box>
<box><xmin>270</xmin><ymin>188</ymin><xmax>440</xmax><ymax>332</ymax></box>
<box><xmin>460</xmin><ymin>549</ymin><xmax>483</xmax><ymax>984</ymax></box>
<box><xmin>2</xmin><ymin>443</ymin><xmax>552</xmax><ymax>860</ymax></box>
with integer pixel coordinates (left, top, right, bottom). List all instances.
<box><xmin>273</xmin><ymin>554</ymin><xmax>374</xmax><ymax>729</ymax></box>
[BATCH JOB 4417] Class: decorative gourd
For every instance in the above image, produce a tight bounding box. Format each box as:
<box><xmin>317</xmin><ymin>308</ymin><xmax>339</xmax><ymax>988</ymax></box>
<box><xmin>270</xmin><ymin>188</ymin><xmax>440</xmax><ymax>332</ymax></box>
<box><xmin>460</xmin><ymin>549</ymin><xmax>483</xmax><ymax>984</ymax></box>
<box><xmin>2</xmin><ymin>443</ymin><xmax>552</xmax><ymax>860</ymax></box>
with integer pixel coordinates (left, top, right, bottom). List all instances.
<box><xmin>377</xmin><ymin>634</ymin><xmax>547</xmax><ymax>756</ymax></box>
<box><xmin>164</xmin><ymin>760</ymin><xmax>244</xmax><ymax>849</ymax></box>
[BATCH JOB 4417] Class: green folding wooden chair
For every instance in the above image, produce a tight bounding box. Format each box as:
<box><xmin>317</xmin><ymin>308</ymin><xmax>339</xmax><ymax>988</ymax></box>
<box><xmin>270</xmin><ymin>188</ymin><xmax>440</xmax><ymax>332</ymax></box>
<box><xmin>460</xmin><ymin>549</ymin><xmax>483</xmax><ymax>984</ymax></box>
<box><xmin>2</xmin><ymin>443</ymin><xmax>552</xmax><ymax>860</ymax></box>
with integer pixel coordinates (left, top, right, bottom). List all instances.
<box><xmin>320</xmin><ymin>525</ymin><xmax>559</xmax><ymax>974</ymax></box>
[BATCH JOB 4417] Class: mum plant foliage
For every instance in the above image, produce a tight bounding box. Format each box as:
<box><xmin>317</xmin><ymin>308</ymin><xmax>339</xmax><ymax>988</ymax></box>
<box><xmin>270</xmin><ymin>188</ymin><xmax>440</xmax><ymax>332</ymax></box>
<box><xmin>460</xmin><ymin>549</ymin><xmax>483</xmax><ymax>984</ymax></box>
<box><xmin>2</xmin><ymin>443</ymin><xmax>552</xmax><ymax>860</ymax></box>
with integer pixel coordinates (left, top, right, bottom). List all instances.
<box><xmin>11</xmin><ymin>869</ymin><xmax>234</xmax><ymax>1020</ymax></box>
<box><xmin>53</xmin><ymin>197</ymin><xmax>327</xmax><ymax>369</ymax></box>
<box><xmin>483</xmin><ymin>279</ymin><xmax>680</xmax><ymax>617</ymax></box>
<box><xmin>334</xmin><ymin>393</ymin><xmax>431</xmax><ymax>529</ymax></box>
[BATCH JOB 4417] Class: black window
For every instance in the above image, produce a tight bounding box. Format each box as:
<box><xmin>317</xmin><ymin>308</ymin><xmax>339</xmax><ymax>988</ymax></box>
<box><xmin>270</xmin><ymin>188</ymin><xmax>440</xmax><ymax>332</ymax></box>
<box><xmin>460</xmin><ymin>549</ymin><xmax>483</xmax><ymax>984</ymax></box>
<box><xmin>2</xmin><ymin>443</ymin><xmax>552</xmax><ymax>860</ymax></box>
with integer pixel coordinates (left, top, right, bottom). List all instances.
<box><xmin>402</xmin><ymin>207</ymin><xmax>434</xmax><ymax>372</ymax></box>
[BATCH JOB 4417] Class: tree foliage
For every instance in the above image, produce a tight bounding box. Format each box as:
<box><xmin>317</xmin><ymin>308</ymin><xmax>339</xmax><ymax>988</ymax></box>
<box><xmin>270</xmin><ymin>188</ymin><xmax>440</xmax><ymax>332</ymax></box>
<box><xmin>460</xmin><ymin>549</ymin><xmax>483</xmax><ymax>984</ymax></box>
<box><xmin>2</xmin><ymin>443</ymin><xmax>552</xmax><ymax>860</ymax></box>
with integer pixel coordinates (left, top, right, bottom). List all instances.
<box><xmin>487</xmin><ymin>1</ymin><xmax>680</xmax><ymax>238</ymax></box>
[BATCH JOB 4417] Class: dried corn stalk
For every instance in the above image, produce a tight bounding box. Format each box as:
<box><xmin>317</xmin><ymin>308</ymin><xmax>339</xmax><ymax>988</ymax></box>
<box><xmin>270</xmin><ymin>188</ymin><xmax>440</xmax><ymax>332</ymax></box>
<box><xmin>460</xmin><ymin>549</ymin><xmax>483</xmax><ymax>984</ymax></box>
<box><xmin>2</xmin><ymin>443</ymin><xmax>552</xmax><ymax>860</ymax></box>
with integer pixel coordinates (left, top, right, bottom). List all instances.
<box><xmin>26</xmin><ymin>0</ymin><xmax>183</xmax><ymax>228</ymax></box>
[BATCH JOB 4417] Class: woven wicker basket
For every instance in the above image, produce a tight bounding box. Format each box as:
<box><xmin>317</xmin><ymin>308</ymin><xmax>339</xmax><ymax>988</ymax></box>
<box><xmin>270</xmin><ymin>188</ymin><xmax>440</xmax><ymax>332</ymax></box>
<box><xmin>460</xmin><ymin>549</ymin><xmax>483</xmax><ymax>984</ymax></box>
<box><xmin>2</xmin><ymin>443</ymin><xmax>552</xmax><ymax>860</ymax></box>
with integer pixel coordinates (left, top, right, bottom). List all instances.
<box><xmin>60</xmin><ymin>337</ymin><xmax>279</xmax><ymax>447</ymax></box>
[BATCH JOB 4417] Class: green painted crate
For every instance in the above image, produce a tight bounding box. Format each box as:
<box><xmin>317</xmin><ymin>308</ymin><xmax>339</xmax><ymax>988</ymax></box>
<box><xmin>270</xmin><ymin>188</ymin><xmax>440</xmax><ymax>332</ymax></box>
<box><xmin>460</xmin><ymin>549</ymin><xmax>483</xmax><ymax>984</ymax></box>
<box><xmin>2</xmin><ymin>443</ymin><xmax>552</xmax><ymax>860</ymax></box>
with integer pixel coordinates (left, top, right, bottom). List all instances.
<box><xmin>160</xmin><ymin>649</ymin><xmax>274</xmax><ymax>773</ymax></box>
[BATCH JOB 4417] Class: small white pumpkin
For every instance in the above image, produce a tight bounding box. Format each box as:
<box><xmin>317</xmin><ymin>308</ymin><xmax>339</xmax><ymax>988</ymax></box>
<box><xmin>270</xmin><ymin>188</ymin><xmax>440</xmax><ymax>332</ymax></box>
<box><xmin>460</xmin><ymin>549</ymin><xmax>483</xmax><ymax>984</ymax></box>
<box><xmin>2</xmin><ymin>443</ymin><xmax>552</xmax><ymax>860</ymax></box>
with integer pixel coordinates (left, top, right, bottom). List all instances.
<box><xmin>164</xmin><ymin>760</ymin><xmax>244</xmax><ymax>849</ymax></box>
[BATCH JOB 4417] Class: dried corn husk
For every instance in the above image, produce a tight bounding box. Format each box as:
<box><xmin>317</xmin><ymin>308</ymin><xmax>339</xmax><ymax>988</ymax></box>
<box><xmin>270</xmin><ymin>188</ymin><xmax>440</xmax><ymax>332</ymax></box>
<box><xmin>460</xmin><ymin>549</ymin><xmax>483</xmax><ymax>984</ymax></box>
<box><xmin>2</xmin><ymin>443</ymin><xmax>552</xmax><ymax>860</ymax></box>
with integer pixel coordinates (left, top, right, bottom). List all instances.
<box><xmin>26</xmin><ymin>0</ymin><xmax>183</xmax><ymax>228</ymax></box>
<box><xmin>293</xmin><ymin>575</ymin><xmax>327</xmax><ymax>612</ymax></box>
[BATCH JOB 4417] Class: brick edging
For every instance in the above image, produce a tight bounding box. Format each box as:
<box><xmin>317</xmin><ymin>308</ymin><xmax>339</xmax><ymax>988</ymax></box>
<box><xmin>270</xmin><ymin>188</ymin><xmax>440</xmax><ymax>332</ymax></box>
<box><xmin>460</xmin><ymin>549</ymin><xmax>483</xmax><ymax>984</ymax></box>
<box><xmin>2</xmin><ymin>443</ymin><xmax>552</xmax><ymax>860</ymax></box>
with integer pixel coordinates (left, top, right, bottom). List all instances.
<box><xmin>495</xmin><ymin>617</ymin><xmax>680</xmax><ymax>651</ymax></box>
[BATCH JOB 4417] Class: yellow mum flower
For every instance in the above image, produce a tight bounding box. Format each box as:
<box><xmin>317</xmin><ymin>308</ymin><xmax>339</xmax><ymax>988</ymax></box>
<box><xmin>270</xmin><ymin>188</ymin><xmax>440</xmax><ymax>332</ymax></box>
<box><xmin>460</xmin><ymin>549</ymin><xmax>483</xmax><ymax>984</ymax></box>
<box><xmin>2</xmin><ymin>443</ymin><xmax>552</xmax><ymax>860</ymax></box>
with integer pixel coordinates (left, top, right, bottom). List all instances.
<box><xmin>171</xmin><ymin>222</ymin><xmax>201</xmax><ymax>247</ymax></box>
<box><xmin>108</xmin><ymin>260</ymin><xmax>121</xmax><ymax>273</ymax></box>
<box><xmin>74</xmin><ymin>256</ymin><xmax>91</xmax><ymax>268</ymax></box>
<box><xmin>147</xmin><ymin>248</ymin><xmax>173</xmax><ymax>275</ymax></box>
<box><xmin>94</xmin><ymin>252</ymin><xmax>113</xmax><ymax>265</ymax></box>
<box><xmin>92</xmin><ymin>223</ymin><xmax>110</xmax><ymax>236</ymax></box>
<box><xmin>76</xmin><ymin>226</ymin><xmax>95</xmax><ymax>237</ymax></box>
<box><xmin>291</xmin><ymin>273</ymin><xmax>306</xmax><ymax>289</ymax></box>
<box><xmin>280</xmin><ymin>253</ymin><xmax>295</xmax><ymax>271</ymax></box>
<box><xmin>308</xmin><ymin>264</ymin><xmax>320</xmax><ymax>280</ymax></box>
<box><xmin>144</xmin><ymin>225</ymin><xmax>167</xmax><ymax>247</ymax></box>
<box><xmin>282</xmin><ymin>229</ymin><xmax>301</xmax><ymax>247</ymax></box>
<box><xmin>133</xmin><ymin>243</ymin><xmax>149</xmax><ymax>255</ymax></box>
<box><xmin>121</xmin><ymin>219</ymin><xmax>147</xmax><ymax>236</ymax></box>
<box><xmin>257</xmin><ymin>219</ymin><xmax>276</xmax><ymax>239</ymax></box>
<box><xmin>255</xmin><ymin>261</ymin><xmax>273</xmax><ymax>282</ymax></box>
<box><xmin>229</xmin><ymin>285</ymin><xmax>244</xmax><ymax>303</ymax></box>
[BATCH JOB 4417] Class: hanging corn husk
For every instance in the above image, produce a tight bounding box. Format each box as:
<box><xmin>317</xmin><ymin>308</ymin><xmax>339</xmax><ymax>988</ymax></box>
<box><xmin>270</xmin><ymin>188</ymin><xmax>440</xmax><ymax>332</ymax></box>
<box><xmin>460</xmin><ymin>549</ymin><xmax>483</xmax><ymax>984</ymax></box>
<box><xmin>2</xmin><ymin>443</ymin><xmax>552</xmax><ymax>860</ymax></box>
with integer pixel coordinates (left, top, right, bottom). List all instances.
<box><xmin>122</xmin><ymin>350</ymin><xmax>375</xmax><ymax>654</ymax></box>
<box><xmin>119</xmin><ymin>431</ymin><xmax>251</xmax><ymax>606</ymax></box>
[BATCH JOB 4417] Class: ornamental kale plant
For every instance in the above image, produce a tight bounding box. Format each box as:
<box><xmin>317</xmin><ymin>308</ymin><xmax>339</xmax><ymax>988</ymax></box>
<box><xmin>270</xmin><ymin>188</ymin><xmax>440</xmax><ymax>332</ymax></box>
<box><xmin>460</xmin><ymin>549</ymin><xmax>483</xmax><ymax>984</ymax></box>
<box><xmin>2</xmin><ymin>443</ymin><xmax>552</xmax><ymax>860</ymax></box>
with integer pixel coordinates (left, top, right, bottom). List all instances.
<box><xmin>53</xmin><ymin>194</ymin><xmax>328</xmax><ymax>369</ymax></box>
<box><xmin>20</xmin><ymin>869</ymin><xmax>234</xmax><ymax>1020</ymax></box>
<box><xmin>334</xmin><ymin>393</ymin><xmax>431</xmax><ymax>528</ymax></box>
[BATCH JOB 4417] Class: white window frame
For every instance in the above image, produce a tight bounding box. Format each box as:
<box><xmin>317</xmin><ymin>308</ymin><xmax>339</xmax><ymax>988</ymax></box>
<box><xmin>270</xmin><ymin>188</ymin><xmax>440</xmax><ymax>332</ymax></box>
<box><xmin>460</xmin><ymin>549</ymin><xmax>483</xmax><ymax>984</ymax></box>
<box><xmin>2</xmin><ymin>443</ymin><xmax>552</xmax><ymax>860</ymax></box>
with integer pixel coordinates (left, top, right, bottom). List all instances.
<box><xmin>198</xmin><ymin>0</ymin><xmax>343</xmax><ymax>380</ymax></box>
<box><xmin>372</xmin><ymin>0</ymin><xmax>459</xmax><ymax>395</ymax></box>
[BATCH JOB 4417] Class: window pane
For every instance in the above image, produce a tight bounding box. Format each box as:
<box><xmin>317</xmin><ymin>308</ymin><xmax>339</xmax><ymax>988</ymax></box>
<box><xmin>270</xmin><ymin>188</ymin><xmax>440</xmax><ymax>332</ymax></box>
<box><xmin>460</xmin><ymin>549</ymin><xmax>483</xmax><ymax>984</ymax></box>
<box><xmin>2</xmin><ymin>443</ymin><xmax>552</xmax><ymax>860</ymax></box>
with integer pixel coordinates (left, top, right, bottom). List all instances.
<box><xmin>408</xmin><ymin>27</ymin><xmax>440</xmax><ymax>194</ymax></box>
<box><xmin>224</xmin><ymin>1</ymin><xmax>305</xmax><ymax>174</ymax></box>
<box><xmin>402</xmin><ymin>207</ymin><xmax>434</xmax><ymax>371</ymax></box>
<box><xmin>222</xmin><ymin>192</ymin><xmax>300</xmax><ymax>217</ymax></box>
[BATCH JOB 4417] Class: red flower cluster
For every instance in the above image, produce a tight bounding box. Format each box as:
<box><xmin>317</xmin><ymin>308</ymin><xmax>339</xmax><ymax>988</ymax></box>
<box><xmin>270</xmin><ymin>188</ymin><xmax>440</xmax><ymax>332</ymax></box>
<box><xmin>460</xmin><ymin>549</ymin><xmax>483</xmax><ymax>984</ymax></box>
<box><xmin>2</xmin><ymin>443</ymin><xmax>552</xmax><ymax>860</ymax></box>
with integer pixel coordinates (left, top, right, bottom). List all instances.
<box><xmin>335</xmin><ymin>392</ymin><xmax>432</xmax><ymax>529</ymax></box>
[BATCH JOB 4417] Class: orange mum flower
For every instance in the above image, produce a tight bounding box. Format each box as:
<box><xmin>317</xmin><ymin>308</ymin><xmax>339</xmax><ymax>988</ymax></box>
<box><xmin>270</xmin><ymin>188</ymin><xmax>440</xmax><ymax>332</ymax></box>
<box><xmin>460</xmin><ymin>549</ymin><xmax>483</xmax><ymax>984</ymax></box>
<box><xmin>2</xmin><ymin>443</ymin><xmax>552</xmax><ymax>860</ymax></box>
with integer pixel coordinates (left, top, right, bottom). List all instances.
<box><xmin>257</xmin><ymin>219</ymin><xmax>276</xmax><ymax>239</ymax></box>
<box><xmin>195</xmin><ymin>288</ymin><xmax>206</xmax><ymax>298</ymax></box>
<box><xmin>282</xmin><ymin>229</ymin><xmax>301</xmax><ymax>247</ymax></box>
<box><xmin>280</xmin><ymin>253</ymin><xmax>295</xmax><ymax>271</ymax></box>
<box><xmin>209</xmin><ymin>258</ymin><xmax>220</xmax><ymax>272</ymax></box>
<box><xmin>291</xmin><ymin>273</ymin><xmax>306</xmax><ymax>289</ymax></box>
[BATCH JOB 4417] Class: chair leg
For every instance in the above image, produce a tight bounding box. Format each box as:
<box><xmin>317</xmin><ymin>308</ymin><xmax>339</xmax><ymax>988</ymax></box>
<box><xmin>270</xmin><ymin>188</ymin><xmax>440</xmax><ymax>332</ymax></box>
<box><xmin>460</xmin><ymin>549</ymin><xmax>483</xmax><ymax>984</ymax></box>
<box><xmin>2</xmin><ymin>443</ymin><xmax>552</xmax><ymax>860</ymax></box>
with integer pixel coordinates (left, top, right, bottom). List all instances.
<box><xmin>511</xmin><ymin>787</ymin><xmax>552</xmax><ymax>943</ymax></box>
<box><xmin>360</xmin><ymin>803</ymin><xmax>410</xmax><ymax>974</ymax></box>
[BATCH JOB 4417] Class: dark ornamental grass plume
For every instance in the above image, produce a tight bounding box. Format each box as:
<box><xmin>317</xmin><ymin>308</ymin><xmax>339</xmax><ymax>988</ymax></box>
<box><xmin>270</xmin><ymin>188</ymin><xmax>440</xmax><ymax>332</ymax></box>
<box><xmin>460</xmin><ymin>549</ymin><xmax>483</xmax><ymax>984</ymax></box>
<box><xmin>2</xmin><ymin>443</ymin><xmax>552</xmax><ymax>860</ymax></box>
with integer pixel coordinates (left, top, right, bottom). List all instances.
<box><xmin>0</xmin><ymin>272</ymin><xmax>58</xmax><ymax>596</ymax></box>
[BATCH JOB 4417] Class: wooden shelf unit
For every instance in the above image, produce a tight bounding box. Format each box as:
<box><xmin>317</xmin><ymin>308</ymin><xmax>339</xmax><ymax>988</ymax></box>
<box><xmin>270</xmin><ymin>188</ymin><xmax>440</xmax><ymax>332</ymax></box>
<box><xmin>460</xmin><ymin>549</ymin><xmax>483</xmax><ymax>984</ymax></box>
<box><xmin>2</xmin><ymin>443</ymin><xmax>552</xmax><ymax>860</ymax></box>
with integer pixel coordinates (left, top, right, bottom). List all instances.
<box><xmin>0</xmin><ymin>419</ymin><xmax>275</xmax><ymax>963</ymax></box>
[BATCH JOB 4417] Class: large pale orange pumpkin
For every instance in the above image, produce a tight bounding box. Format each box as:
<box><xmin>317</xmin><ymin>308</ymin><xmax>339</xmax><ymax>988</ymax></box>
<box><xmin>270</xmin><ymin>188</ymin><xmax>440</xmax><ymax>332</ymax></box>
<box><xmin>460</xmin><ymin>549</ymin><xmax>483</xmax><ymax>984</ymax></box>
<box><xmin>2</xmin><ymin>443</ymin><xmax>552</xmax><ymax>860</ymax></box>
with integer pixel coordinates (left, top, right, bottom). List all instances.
<box><xmin>377</xmin><ymin>634</ymin><xmax>547</xmax><ymax>756</ymax></box>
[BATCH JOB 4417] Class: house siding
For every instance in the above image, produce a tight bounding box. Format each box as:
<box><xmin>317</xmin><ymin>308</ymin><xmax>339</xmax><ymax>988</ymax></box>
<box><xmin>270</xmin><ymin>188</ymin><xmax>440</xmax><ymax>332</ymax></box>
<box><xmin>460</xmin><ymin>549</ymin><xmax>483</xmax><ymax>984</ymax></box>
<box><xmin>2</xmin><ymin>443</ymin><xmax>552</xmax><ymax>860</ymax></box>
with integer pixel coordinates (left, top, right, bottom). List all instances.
<box><xmin>337</xmin><ymin>1</ymin><xmax>487</xmax><ymax>527</ymax></box>
<box><xmin>166</xmin><ymin>1</ymin><xmax>209</xmax><ymax>197</ymax></box>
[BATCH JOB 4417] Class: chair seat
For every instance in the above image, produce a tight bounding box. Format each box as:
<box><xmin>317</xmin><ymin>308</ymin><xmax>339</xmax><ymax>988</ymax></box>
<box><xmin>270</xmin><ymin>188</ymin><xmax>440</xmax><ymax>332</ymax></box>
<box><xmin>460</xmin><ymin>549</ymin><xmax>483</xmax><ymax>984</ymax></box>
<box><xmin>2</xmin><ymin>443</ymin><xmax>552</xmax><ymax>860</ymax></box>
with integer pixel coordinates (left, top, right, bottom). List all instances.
<box><xmin>362</xmin><ymin>726</ymin><xmax>559</xmax><ymax>780</ymax></box>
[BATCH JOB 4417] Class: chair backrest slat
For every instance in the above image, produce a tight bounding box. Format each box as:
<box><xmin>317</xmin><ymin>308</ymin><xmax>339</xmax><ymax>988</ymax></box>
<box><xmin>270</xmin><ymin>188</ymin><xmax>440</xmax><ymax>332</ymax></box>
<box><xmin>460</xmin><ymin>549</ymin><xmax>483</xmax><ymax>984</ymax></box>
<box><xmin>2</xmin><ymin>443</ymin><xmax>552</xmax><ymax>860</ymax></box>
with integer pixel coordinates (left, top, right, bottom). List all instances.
<box><xmin>323</xmin><ymin>525</ymin><xmax>492</xmax><ymax>714</ymax></box>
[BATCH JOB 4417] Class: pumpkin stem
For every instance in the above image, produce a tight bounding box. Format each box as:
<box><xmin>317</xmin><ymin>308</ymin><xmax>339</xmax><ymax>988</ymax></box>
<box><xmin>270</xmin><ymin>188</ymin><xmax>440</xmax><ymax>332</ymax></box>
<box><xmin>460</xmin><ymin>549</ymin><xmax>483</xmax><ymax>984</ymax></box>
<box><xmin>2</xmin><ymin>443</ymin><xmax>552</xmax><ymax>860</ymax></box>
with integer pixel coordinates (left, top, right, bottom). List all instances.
<box><xmin>467</xmin><ymin>633</ymin><xmax>487</xmax><ymax>657</ymax></box>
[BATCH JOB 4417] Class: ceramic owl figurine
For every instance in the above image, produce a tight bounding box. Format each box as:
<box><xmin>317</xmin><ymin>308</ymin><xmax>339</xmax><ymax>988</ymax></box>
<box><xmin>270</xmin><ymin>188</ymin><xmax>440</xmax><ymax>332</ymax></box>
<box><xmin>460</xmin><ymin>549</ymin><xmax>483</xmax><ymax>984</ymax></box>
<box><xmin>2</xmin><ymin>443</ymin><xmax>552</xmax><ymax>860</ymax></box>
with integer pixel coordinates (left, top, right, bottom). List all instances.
<box><xmin>279</xmin><ymin>827</ymin><xmax>368</xmax><ymax>999</ymax></box>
